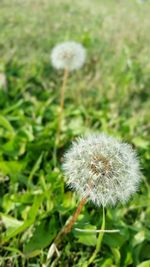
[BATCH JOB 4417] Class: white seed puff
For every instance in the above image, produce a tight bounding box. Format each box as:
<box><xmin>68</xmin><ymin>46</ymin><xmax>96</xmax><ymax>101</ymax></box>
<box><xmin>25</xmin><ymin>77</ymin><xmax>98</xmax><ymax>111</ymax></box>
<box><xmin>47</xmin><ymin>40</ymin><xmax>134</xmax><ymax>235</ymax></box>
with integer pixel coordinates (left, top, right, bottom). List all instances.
<box><xmin>63</xmin><ymin>133</ymin><xmax>141</xmax><ymax>207</ymax></box>
<box><xmin>51</xmin><ymin>41</ymin><xmax>86</xmax><ymax>71</ymax></box>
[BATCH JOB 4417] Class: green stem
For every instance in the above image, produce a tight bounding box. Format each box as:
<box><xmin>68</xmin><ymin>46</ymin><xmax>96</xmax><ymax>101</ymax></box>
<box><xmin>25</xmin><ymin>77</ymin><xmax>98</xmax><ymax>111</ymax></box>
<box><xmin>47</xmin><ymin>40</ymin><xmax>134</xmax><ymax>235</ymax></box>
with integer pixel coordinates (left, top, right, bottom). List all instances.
<box><xmin>84</xmin><ymin>207</ymin><xmax>105</xmax><ymax>267</ymax></box>
<box><xmin>53</xmin><ymin>68</ymin><xmax>69</xmax><ymax>167</ymax></box>
<box><xmin>56</xmin><ymin>68</ymin><xmax>69</xmax><ymax>145</ymax></box>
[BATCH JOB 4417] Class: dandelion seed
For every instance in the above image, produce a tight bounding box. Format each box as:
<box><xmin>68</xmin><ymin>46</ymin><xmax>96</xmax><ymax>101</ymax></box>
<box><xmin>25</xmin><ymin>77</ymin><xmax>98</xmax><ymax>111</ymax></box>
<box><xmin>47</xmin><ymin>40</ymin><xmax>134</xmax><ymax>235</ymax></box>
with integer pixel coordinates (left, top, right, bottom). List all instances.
<box><xmin>63</xmin><ymin>133</ymin><xmax>141</xmax><ymax>207</ymax></box>
<box><xmin>51</xmin><ymin>41</ymin><xmax>86</xmax><ymax>71</ymax></box>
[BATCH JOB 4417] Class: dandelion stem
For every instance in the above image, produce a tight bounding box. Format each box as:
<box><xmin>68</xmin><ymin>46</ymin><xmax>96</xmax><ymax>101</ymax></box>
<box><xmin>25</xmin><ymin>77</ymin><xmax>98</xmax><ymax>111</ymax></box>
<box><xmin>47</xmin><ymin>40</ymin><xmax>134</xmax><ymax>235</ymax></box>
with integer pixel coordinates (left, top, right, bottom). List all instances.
<box><xmin>53</xmin><ymin>196</ymin><xmax>87</xmax><ymax>246</ymax></box>
<box><xmin>53</xmin><ymin>68</ymin><xmax>69</xmax><ymax>167</ymax></box>
<box><xmin>56</xmin><ymin>68</ymin><xmax>69</xmax><ymax>145</ymax></box>
<box><xmin>47</xmin><ymin>197</ymin><xmax>87</xmax><ymax>264</ymax></box>
<box><xmin>64</xmin><ymin>196</ymin><xmax>87</xmax><ymax>234</ymax></box>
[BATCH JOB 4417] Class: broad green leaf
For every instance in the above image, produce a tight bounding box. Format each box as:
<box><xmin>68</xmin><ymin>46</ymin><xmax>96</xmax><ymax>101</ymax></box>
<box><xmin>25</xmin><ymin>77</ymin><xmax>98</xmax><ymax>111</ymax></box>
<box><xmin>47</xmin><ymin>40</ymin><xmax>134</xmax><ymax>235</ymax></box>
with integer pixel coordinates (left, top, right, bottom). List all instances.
<box><xmin>103</xmin><ymin>227</ymin><xmax>129</xmax><ymax>248</ymax></box>
<box><xmin>23</xmin><ymin>217</ymin><xmax>57</xmax><ymax>256</ymax></box>
<box><xmin>74</xmin><ymin>224</ymin><xmax>97</xmax><ymax>246</ymax></box>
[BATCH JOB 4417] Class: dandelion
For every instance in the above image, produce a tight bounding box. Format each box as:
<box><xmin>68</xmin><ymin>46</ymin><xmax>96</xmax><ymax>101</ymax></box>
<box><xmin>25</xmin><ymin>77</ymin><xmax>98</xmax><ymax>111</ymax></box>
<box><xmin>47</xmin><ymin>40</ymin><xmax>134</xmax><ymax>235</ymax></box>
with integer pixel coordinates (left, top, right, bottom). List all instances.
<box><xmin>62</xmin><ymin>133</ymin><xmax>141</xmax><ymax>266</ymax></box>
<box><xmin>51</xmin><ymin>41</ymin><xmax>86</xmax><ymax>71</ymax></box>
<box><xmin>49</xmin><ymin>133</ymin><xmax>141</xmax><ymax>264</ymax></box>
<box><xmin>63</xmin><ymin>133</ymin><xmax>141</xmax><ymax>206</ymax></box>
<box><xmin>50</xmin><ymin>41</ymin><xmax>86</xmax><ymax>150</ymax></box>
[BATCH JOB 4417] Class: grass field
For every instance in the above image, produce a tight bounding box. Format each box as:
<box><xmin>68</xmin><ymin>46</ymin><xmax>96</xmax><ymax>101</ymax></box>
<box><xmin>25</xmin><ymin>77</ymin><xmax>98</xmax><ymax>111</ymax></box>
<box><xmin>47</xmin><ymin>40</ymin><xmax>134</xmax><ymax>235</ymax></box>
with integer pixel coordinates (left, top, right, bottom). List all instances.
<box><xmin>0</xmin><ymin>0</ymin><xmax>150</xmax><ymax>266</ymax></box>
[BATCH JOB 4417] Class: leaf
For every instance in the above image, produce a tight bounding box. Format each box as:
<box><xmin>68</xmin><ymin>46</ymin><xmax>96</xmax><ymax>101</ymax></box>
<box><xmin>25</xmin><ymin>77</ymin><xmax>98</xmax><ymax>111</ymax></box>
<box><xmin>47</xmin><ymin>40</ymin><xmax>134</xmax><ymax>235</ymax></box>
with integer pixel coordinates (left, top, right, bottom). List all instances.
<box><xmin>0</xmin><ymin>115</ymin><xmax>15</xmax><ymax>135</ymax></box>
<box><xmin>124</xmin><ymin>251</ymin><xmax>133</xmax><ymax>266</ymax></box>
<box><xmin>137</xmin><ymin>260</ymin><xmax>150</xmax><ymax>267</ymax></box>
<box><xmin>0</xmin><ymin>160</ymin><xmax>26</xmax><ymax>180</ymax></box>
<box><xmin>132</xmin><ymin>137</ymin><xmax>149</xmax><ymax>149</ymax></box>
<box><xmin>132</xmin><ymin>230</ymin><xmax>145</xmax><ymax>247</ymax></box>
<box><xmin>23</xmin><ymin>217</ymin><xmax>57</xmax><ymax>257</ymax></box>
<box><xmin>141</xmin><ymin>243</ymin><xmax>150</xmax><ymax>259</ymax></box>
<box><xmin>2</xmin><ymin>138</ymin><xmax>20</xmax><ymax>156</ymax></box>
<box><xmin>62</xmin><ymin>192</ymin><xmax>76</xmax><ymax>210</ymax></box>
<box><xmin>103</xmin><ymin>227</ymin><xmax>129</xmax><ymax>248</ymax></box>
<box><xmin>101</xmin><ymin>259</ymin><xmax>113</xmax><ymax>267</ymax></box>
<box><xmin>2</xmin><ymin>246</ymin><xmax>24</xmax><ymax>256</ymax></box>
<box><xmin>28</xmin><ymin>152</ymin><xmax>44</xmax><ymax>183</ymax></box>
<box><xmin>74</xmin><ymin>224</ymin><xmax>97</xmax><ymax>246</ymax></box>
<box><xmin>1</xmin><ymin>194</ymin><xmax>43</xmax><ymax>244</ymax></box>
<box><xmin>67</xmin><ymin>117</ymin><xmax>85</xmax><ymax>135</ymax></box>
<box><xmin>3</xmin><ymin>99</ymin><xmax>24</xmax><ymax>114</ymax></box>
<box><xmin>1</xmin><ymin>214</ymin><xmax>23</xmax><ymax>230</ymax></box>
<box><xmin>27</xmin><ymin>194</ymin><xmax>43</xmax><ymax>221</ymax></box>
<box><xmin>111</xmin><ymin>248</ymin><xmax>120</xmax><ymax>265</ymax></box>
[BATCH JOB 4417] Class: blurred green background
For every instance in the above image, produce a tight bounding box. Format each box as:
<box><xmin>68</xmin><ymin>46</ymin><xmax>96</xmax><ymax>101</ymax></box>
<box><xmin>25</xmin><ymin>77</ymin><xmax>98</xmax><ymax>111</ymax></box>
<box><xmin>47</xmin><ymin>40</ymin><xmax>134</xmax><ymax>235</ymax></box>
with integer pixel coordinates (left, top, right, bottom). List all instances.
<box><xmin>0</xmin><ymin>0</ymin><xmax>150</xmax><ymax>266</ymax></box>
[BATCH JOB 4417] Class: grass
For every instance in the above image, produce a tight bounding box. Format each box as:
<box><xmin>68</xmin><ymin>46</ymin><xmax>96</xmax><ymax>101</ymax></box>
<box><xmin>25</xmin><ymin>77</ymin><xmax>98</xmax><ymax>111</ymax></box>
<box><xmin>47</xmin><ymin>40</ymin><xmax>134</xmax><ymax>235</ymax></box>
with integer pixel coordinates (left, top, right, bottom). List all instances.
<box><xmin>0</xmin><ymin>0</ymin><xmax>150</xmax><ymax>266</ymax></box>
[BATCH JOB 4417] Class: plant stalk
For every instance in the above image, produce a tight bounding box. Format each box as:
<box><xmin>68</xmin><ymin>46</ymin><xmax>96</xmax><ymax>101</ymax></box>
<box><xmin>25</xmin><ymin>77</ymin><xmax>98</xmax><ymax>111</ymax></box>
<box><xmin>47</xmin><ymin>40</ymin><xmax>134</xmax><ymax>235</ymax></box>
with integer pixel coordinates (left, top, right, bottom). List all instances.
<box><xmin>56</xmin><ymin>68</ymin><xmax>69</xmax><ymax>145</ymax></box>
<box><xmin>53</xmin><ymin>196</ymin><xmax>87</xmax><ymax>246</ymax></box>
<box><xmin>84</xmin><ymin>207</ymin><xmax>105</xmax><ymax>267</ymax></box>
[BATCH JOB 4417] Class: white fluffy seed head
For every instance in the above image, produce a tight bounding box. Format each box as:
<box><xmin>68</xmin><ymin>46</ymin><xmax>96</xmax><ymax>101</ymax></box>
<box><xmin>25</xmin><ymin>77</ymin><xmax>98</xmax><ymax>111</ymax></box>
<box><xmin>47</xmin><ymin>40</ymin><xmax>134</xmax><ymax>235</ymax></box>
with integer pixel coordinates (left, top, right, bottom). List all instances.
<box><xmin>50</xmin><ymin>41</ymin><xmax>86</xmax><ymax>71</ymax></box>
<box><xmin>63</xmin><ymin>133</ymin><xmax>141</xmax><ymax>207</ymax></box>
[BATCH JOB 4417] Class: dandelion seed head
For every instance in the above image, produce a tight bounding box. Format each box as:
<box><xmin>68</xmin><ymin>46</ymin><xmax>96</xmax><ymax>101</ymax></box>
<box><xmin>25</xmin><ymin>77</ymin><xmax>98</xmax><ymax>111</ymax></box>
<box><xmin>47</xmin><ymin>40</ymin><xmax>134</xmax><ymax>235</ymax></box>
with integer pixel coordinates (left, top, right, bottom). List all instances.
<box><xmin>63</xmin><ymin>133</ymin><xmax>141</xmax><ymax>207</ymax></box>
<box><xmin>51</xmin><ymin>41</ymin><xmax>86</xmax><ymax>71</ymax></box>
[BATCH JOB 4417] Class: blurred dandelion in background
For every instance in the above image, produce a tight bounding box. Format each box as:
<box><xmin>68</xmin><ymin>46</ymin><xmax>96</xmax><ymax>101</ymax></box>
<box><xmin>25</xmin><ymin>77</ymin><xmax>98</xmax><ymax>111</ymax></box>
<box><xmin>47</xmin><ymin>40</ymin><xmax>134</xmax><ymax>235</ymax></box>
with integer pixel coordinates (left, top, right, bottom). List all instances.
<box><xmin>50</xmin><ymin>41</ymin><xmax>86</xmax><ymax>157</ymax></box>
<box><xmin>51</xmin><ymin>41</ymin><xmax>86</xmax><ymax>71</ymax></box>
